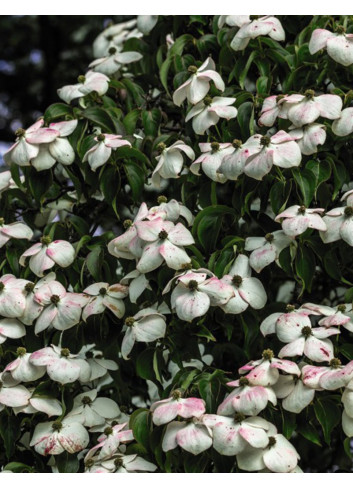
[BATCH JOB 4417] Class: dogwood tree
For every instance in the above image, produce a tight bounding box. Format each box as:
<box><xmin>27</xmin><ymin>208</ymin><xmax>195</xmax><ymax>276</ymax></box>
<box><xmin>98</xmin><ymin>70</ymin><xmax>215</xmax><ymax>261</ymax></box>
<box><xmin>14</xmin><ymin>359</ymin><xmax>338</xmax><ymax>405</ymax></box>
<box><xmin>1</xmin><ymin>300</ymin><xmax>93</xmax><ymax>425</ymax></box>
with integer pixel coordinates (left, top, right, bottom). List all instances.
<box><xmin>1</xmin><ymin>14</ymin><xmax>353</xmax><ymax>473</ymax></box>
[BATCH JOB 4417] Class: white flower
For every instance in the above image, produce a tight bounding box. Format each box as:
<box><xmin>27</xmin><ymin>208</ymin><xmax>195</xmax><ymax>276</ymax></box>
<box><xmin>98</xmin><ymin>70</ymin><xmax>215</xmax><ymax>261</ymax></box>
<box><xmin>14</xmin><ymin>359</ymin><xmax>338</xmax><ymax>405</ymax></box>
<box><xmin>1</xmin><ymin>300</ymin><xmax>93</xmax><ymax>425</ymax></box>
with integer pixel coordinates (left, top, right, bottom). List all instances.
<box><xmin>275</xmin><ymin>205</ymin><xmax>327</xmax><ymax>237</ymax></box>
<box><xmin>30</xmin><ymin>418</ymin><xmax>89</xmax><ymax>455</ymax></box>
<box><xmin>190</xmin><ymin>142</ymin><xmax>234</xmax><ymax>183</ymax></box>
<box><xmin>66</xmin><ymin>389</ymin><xmax>121</xmax><ymax>428</ymax></box>
<box><xmin>19</xmin><ymin>236</ymin><xmax>75</xmax><ymax>277</ymax></box>
<box><xmin>0</xmin><ymin>274</ymin><xmax>28</xmax><ymax>318</ymax></box>
<box><xmin>258</xmin><ymin>94</ymin><xmax>292</xmax><ymax>127</ymax></box>
<box><xmin>0</xmin><ymin>318</ymin><xmax>26</xmax><ymax>344</ymax></box>
<box><xmin>309</xmin><ymin>27</ymin><xmax>353</xmax><ymax>66</ymax></box>
<box><xmin>20</xmin><ymin>272</ymin><xmax>57</xmax><ymax>325</ymax></box>
<box><xmin>137</xmin><ymin>15</ymin><xmax>159</xmax><ymax>34</ymax></box>
<box><xmin>121</xmin><ymin>308</ymin><xmax>167</xmax><ymax>359</ymax></box>
<box><xmin>3</xmin><ymin>347</ymin><xmax>46</xmax><ymax>382</ymax></box>
<box><xmin>284</xmin><ymin>90</ymin><xmax>342</xmax><ymax>127</ymax></box>
<box><xmin>78</xmin><ymin>344</ymin><xmax>118</xmax><ymax>382</ymax></box>
<box><xmin>229</xmin><ymin>16</ymin><xmax>285</xmax><ymax>51</ymax></box>
<box><xmin>92</xmin><ymin>19</ymin><xmax>138</xmax><ymax>58</ymax></box>
<box><xmin>89</xmin><ymin>47</ymin><xmax>142</xmax><ymax>76</ymax></box>
<box><xmin>332</xmin><ymin>107</ymin><xmax>353</xmax><ymax>136</ymax></box>
<box><xmin>288</xmin><ymin>123</ymin><xmax>326</xmax><ymax>155</ymax></box>
<box><xmin>151</xmin><ymin>141</ymin><xmax>195</xmax><ymax>186</ymax></box>
<box><xmin>245</xmin><ymin>231</ymin><xmax>294</xmax><ymax>273</ymax></box>
<box><xmin>219</xmin><ymin>137</ymin><xmax>261</xmax><ymax>180</ymax></box>
<box><xmin>273</xmin><ymin>374</ymin><xmax>315</xmax><ymax>413</ymax></box>
<box><xmin>83</xmin><ymin>133</ymin><xmax>131</xmax><ymax>171</ymax></box>
<box><xmin>85</xmin><ymin>453</ymin><xmax>157</xmax><ymax>473</ymax></box>
<box><xmin>173</xmin><ymin>58</ymin><xmax>225</xmax><ymax>106</ymax></box>
<box><xmin>185</xmin><ymin>96</ymin><xmax>237</xmax><ymax>135</ymax></box>
<box><xmin>244</xmin><ymin>131</ymin><xmax>301</xmax><ymax>181</ymax></box>
<box><xmin>218</xmin><ymin>15</ymin><xmax>250</xmax><ymax>29</ymax></box>
<box><xmin>220</xmin><ymin>254</ymin><xmax>267</xmax><ymax>314</ymax></box>
<box><xmin>320</xmin><ymin>205</ymin><xmax>353</xmax><ymax>246</ymax></box>
<box><xmin>82</xmin><ymin>282</ymin><xmax>128</xmax><ymax>320</ymax></box>
<box><xmin>302</xmin><ymin>359</ymin><xmax>353</xmax><ymax>390</ymax></box>
<box><xmin>30</xmin><ymin>345</ymin><xmax>91</xmax><ymax>384</ymax></box>
<box><xmin>0</xmin><ymin>378</ymin><xmax>31</xmax><ymax>409</ymax></box>
<box><xmin>162</xmin><ymin>418</ymin><xmax>212</xmax><ymax>455</ymax></box>
<box><xmin>57</xmin><ymin>71</ymin><xmax>110</xmax><ymax>104</ymax></box>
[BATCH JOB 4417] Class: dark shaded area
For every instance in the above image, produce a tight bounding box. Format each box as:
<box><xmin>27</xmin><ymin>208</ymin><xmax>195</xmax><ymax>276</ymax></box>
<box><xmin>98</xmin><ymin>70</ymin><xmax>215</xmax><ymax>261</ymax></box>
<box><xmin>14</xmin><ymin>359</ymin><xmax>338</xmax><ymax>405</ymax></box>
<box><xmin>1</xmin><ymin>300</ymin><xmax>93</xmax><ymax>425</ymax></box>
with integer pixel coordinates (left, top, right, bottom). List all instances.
<box><xmin>0</xmin><ymin>15</ymin><xmax>134</xmax><ymax>142</ymax></box>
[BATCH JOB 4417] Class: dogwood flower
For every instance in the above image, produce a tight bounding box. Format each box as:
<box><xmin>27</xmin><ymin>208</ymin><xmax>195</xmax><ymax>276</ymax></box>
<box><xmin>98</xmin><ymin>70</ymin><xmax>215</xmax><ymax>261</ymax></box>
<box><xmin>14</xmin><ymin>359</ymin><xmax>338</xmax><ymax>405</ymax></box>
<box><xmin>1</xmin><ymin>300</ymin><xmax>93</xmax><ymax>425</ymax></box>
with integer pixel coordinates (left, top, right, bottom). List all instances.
<box><xmin>273</xmin><ymin>374</ymin><xmax>315</xmax><ymax>413</ymax></box>
<box><xmin>302</xmin><ymin>358</ymin><xmax>353</xmax><ymax>390</ymax></box>
<box><xmin>185</xmin><ymin>96</ymin><xmax>237</xmax><ymax>135</ymax></box>
<box><xmin>30</xmin><ymin>345</ymin><xmax>91</xmax><ymax>384</ymax></box>
<box><xmin>309</xmin><ymin>26</ymin><xmax>353</xmax><ymax>66</ymax></box>
<box><xmin>304</xmin><ymin>302</ymin><xmax>353</xmax><ymax>332</ymax></box>
<box><xmin>332</xmin><ymin>107</ymin><xmax>353</xmax><ymax>136</ymax></box>
<box><xmin>190</xmin><ymin>142</ymin><xmax>234</xmax><ymax>183</ymax></box>
<box><xmin>19</xmin><ymin>273</ymin><xmax>57</xmax><ymax>325</ymax></box>
<box><xmin>66</xmin><ymin>389</ymin><xmax>121</xmax><ymax>428</ymax></box>
<box><xmin>258</xmin><ymin>94</ymin><xmax>292</xmax><ymax>126</ymax></box>
<box><xmin>217</xmin><ymin>377</ymin><xmax>277</xmax><ymax>416</ymax></box>
<box><xmin>89</xmin><ymin>47</ymin><xmax>142</xmax><ymax>76</ymax></box>
<box><xmin>236</xmin><ymin>432</ymin><xmax>300</xmax><ymax>473</ymax></box>
<box><xmin>173</xmin><ymin>58</ymin><xmax>225</xmax><ymax>106</ymax></box>
<box><xmin>162</xmin><ymin>418</ymin><xmax>213</xmax><ymax>455</ymax></box>
<box><xmin>239</xmin><ymin>349</ymin><xmax>301</xmax><ymax>386</ymax></box>
<box><xmin>57</xmin><ymin>71</ymin><xmax>110</xmax><ymax>104</ymax></box>
<box><xmin>120</xmin><ymin>270</ymin><xmax>150</xmax><ymax>303</ymax></box>
<box><xmin>33</xmin><ymin>280</ymin><xmax>87</xmax><ymax>333</ymax></box>
<box><xmin>229</xmin><ymin>16</ymin><xmax>285</xmax><ymax>51</ymax></box>
<box><xmin>0</xmin><ymin>274</ymin><xmax>28</xmax><ymax>318</ymax></box>
<box><xmin>0</xmin><ymin>170</ymin><xmax>22</xmax><ymax>194</ymax></box>
<box><xmin>244</xmin><ymin>131</ymin><xmax>301</xmax><ymax>180</ymax></box>
<box><xmin>0</xmin><ymin>219</ymin><xmax>33</xmax><ymax>248</ymax></box>
<box><xmin>12</xmin><ymin>389</ymin><xmax>63</xmax><ymax>417</ymax></box>
<box><xmin>151</xmin><ymin>141</ymin><xmax>195</xmax><ymax>186</ymax></box>
<box><xmin>260</xmin><ymin>306</ymin><xmax>318</xmax><ymax>337</ymax></box>
<box><xmin>275</xmin><ymin>205</ymin><xmax>327</xmax><ymax>237</ymax></box>
<box><xmin>219</xmin><ymin>254</ymin><xmax>267</xmax><ymax>314</ymax></box>
<box><xmin>320</xmin><ymin>205</ymin><xmax>353</xmax><ymax>245</ymax></box>
<box><xmin>78</xmin><ymin>344</ymin><xmax>118</xmax><ymax>382</ymax></box>
<box><xmin>83</xmin><ymin>133</ymin><xmax>131</xmax><ymax>171</ymax></box>
<box><xmin>289</xmin><ymin>123</ymin><xmax>326</xmax><ymax>155</ymax></box>
<box><xmin>218</xmin><ymin>15</ymin><xmax>250</xmax><ymax>29</ymax></box>
<box><xmin>82</xmin><ymin>282</ymin><xmax>128</xmax><ymax>320</ymax></box>
<box><xmin>0</xmin><ymin>381</ymin><xmax>31</xmax><ymax>409</ymax></box>
<box><xmin>86</xmin><ymin>422</ymin><xmax>134</xmax><ymax>460</ymax></box>
<box><xmin>245</xmin><ymin>231</ymin><xmax>294</xmax><ymax>273</ymax></box>
<box><xmin>3</xmin><ymin>347</ymin><xmax>46</xmax><ymax>383</ymax></box>
<box><xmin>137</xmin><ymin>15</ymin><xmax>159</xmax><ymax>34</ymax></box>
<box><xmin>135</xmin><ymin>218</ymin><xmax>194</xmax><ymax>273</ymax></box>
<box><xmin>284</xmin><ymin>90</ymin><xmax>342</xmax><ymax>127</ymax></box>
<box><xmin>4</xmin><ymin>119</ymin><xmax>59</xmax><ymax>167</ymax></box>
<box><xmin>30</xmin><ymin>418</ymin><xmax>89</xmax><ymax>455</ymax></box>
<box><xmin>85</xmin><ymin>453</ymin><xmax>157</xmax><ymax>473</ymax></box>
<box><xmin>148</xmin><ymin>198</ymin><xmax>194</xmax><ymax>226</ymax></box>
<box><xmin>0</xmin><ymin>318</ymin><xmax>26</xmax><ymax>344</ymax></box>
<box><xmin>92</xmin><ymin>19</ymin><xmax>138</xmax><ymax>58</ymax></box>
<box><xmin>151</xmin><ymin>391</ymin><xmax>205</xmax><ymax>425</ymax></box>
<box><xmin>219</xmin><ymin>137</ymin><xmax>261</xmax><ymax>180</ymax></box>
<box><xmin>19</xmin><ymin>236</ymin><xmax>75</xmax><ymax>277</ymax></box>
<box><xmin>163</xmin><ymin>269</ymin><xmax>233</xmax><ymax>322</ymax></box>
<box><xmin>121</xmin><ymin>308</ymin><xmax>167</xmax><ymax>359</ymax></box>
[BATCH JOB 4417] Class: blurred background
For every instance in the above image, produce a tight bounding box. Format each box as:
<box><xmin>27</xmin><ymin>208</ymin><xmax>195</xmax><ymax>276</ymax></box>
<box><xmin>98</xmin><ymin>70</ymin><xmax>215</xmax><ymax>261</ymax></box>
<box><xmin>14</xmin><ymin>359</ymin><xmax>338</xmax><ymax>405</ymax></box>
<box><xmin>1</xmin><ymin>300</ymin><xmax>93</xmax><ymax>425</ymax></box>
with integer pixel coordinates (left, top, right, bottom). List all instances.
<box><xmin>0</xmin><ymin>15</ymin><xmax>134</xmax><ymax>162</ymax></box>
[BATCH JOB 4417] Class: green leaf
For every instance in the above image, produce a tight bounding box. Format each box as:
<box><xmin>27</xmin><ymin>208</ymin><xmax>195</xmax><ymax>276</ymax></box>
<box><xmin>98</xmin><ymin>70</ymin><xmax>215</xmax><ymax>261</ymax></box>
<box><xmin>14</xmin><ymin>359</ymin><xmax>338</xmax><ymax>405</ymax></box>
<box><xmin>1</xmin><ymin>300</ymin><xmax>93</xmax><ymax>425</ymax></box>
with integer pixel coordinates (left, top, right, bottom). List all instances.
<box><xmin>295</xmin><ymin>245</ymin><xmax>316</xmax><ymax>293</ymax></box>
<box><xmin>136</xmin><ymin>348</ymin><xmax>157</xmax><ymax>381</ymax></box>
<box><xmin>183</xmin><ymin>452</ymin><xmax>209</xmax><ymax>473</ymax></box>
<box><xmin>305</xmin><ymin>159</ymin><xmax>331</xmax><ymax>194</ymax></box>
<box><xmin>314</xmin><ymin>398</ymin><xmax>340</xmax><ymax>444</ymax></box>
<box><xmin>3</xmin><ymin>462</ymin><xmax>33</xmax><ymax>473</ymax></box>
<box><xmin>82</xmin><ymin>106</ymin><xmax>116</xmax><ymax>133</ymax></box>
<box><xmin>55</xmin><ymin>452</ymin><xmax>79</xmax><ymax>473</ymax></box>
<box><xmin>297</xmin><ymin>423</ymin><xmax>322</xmax><ymax>446</ymax></box>
<box><xmin>0</xmin><ymin>413</ymin><xmax>21</xmax><ymax>459</ymax></box>
<box><xmin>123</xmin><ymin>109</ymin><xmax>141</xmax><ymax>134</ymax></box>
<box><xmin>124</xmin><ymin>160</ymin><xmax>146</xmax><ymax>201</ymax></box>
<box><xmin>100</xmin><ymin>165</ymin><xmax>120</xmax><ymax>203</ymax></box>
<box><xmin>129</xmin><ymin>409</ymin><xmax>151</xmax><ymax>451</ymax></box>
<box><xmin>27</xmin><ymin>167</ymin><xmax>53</xmax><ymax>204</ymax></box>
<box><xmin>44</xmin><ymin>103</ymin><xmax>73</xmax><ymax>122</ymax></box>
<box><xmin>198</xmin><ymin>376</ymin><xmax>221</xmax><ymax>413</ymax></box>
<box><xmin>292</xmin><ymin>168</ymin><xmax>317</xmax><ymax>207</ymax></box>
<box><xmin>160</xmin><ymin>57</ymin><xmax>173</xmax><ymax>93</ymax></box>
<box><xmin>142</xmin><ymin>109</ymin><xmax>162</xmax><ymax>137</ymax></box>
<box><xmin>239</xmin><ymin>51</ymin><xmax>257</xmax><ymax>89</ymax></box>
<box><xmin>86</xmin><ymin>246</ymin><xmax>103</xmax><ymax>281</ymax></box>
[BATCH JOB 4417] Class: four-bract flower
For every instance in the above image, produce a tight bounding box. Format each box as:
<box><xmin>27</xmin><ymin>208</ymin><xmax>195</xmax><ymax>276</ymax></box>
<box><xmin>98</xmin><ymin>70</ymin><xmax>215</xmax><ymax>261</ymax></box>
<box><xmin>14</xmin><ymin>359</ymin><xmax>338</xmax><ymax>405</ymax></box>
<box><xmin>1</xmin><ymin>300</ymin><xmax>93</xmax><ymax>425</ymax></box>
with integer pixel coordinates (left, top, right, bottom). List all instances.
<box><xmin>332</xmin><ymin>107</ymin><xmax>353</xmax><ymax>136</ymax></box>
<box><xmin>173</xmin><ymin>58</ymin><xmax>225</xmax><ymax>106</ymax></box>
<box><xmin>121</xmin><ymin>308</ymin><xmax>167</xmax><ymax>359</ymax></box>
<box><xmin>0</xmin><ymin>318</ymin><xmax>26</xmax><ymax>344</ymax></box>
<box><xmin>309</xmin><ymin>26</ymin><xmax>353</xmax><ymax>66</ymax></box>
<box><xmin>20</xmin><ymin>236</ymin><xmax>75</xmax><ymax>277</ymax></box>
<box><xmin>273</xmin><ymin>373</ymin><xmax>315</xmax><ymax>414</ymax></box>
<box><xmin>190</xmin><ymin>142</ymin><xmax>234</xmax><ymax>183</ymax></box>
<box><xmin>151</xmin><ymin>391</ymin><xmax>205</xmax><ymax>425</ymax></box>
<box><xmin>302</xmin><ymin>358</ymin><xmax>353</xmax><ymax>390</ymax></box>
<box><xmin>66</xmin><ymin>389</ymin><xmax>121</xmax><ymax>428</ymax></box>
<box><xmin>185</xmin><ymin>96</ymin><xmax>237</xmax><ymax>135</ymax></box>
<box><xmin>3</xmin><ymin>347</ymin><xmax>46</xmax><ymax>383</ymax></box>
<box><xmin>0</xmin><ymin>274</ymin><xmax>28</xmax><ymax>318</ymax></box>
<box><xmin>229</xmin><ymin>16</ymin><xmax>285</xmax><ymax>51</ymax></box>
<box><xmin>57</xmin><ymin>71</ymin><xmax>110</xmax><ymax>104</ymax></box>
<box><xmin>304</xmin><ymin>302</ymin><xmax>353</xmax><ymax>332</ymax></box>
<box><xmin>219</xmin><ymin>254</ymin><xmax>267</xmax><ymax>314</ymax></box>
<box><xmin>135</xmin><ymin>218</ymin><xmax>194</xmax><ymax>273</ymax></box>
<box><xmin>258</xmin><ymin>94</ymin><xmax>291</xmax><ymax>127</ymax></box>
<box><xmin>89</xmin><ymin>46</ymin><xmax>142</xmax><ymax>76</ymax></box>
<box><xmin>82</xmin><ymin>282</ymin><xmax>128</xmax><ymax>320</ymax></box>
<box><xmin>275</xmin><ymin>205</ymin><xmax>327</xmax><ymax>237</ymax></box>
<box><xmin>320</xmin><ymin>205</ymin><xmax>353</xmax><ymax>246</ymax></box>
<box><xmin>219</xmin><ymin>137</ymin><xmax>260</xmax><ymax>181</ymax></box>
<box><xmin>85</xmin><ymin>453</ymin><xmax>157</xmax><ymax>473</ymax></box>
<box><xmin>92</xmin><ymin>19</ymin><xmax>138</xmax><ymax>58</ymax></box>
<box><xmin>244</xmin><ymin>131</ymin><xmax>301</xmax><ymax>181</ymax></box>
<box><xmin>151</xmin><ymin>140</ymin><xmax>195</xmax><ymax>186</ymax></box>
<box><xmin>0</xmin><ymin>218</ymin><xmax>33</xmax><ymax>248</ymax></box>
<box><xmin>162</xmin><ymin>417</ymin><xmax>213</xmax><ymax>455</ymax></box>
<box><xmin>288</xmin><ymin>123</ymin><xmax>326</xmax><ymax>155</ymax></box>
<box><xmin>30</xmin><ymin>418</ymin><xmax>89</xmax><ymax>455</ymax></box>
<box><xmin>245</xmin><ymin>231</ymin><xmax>294</xmax><ymax>273</ymax></box>
<box><xmin>284</xmin><ymin>90</ymin><xmax>342</xmax><ymax>127</ymax></box>
<box><xmin>83</xmin><ymin>133</ymin><xmax>131</xmax><ymax>171</ymax></box>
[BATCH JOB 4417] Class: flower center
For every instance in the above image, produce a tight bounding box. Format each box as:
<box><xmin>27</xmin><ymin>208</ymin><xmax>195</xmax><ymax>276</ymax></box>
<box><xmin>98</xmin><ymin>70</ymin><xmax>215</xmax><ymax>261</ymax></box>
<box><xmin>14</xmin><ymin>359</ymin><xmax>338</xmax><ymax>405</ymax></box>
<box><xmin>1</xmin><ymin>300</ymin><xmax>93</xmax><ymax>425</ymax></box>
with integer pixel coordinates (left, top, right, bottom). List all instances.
<box><xmin>125</xmin><ymin>316</ymin><xmax>135</xmax><ymax>327</ymax></box>
<box><xmin>305</xmin><ymin>89</ymin><xmax>315</xmax><ymax>99</ymax></box>
<box><xmin>188</xmin><ymin>280</ymin><xmax>198</xmax><ymax>291</ymax></box>
<box><xmin>104</xmin><ymin>426</ymin><xmax>113</xmax><ymax>436</ymax></box>
<box><xmin>15</xmin><ymin>128</ymin><xmax>26</xmax><ymax>138</ymax></box>
<box><xmin>262</xmin><ymin>349</ymin><xmax>274</xmax><ymax>361</ymax></box>
<box><xmin>157</xmin><ymin>195</ymin><xmax>168</xmax><ymax>204</ymax></box>
<box><xmin>0</xmin><ymin>218</ymin><xmax>4</xmax><ymax>226</ymax></box>
<box><xmin>335</xmin><ymin>24</ymin><xmax>346</xmax><ymax>34</ymax></box>
<box><xmin>61</xmin><ymin>348</ymin><xmax>70</xmax><ymax>358</ymax></box>
<box><xmin>114</xmin><ymin>457</ymin><xmax>124</xmax><ymax>468</ymax></box>
<box><xmin>301</xmin><ymin>326</ymin><xmax>312</xmax><ymax>338</ymax></box>
<box><xmin>337</xmin><ymin>304</ymin><xmax>347</xmax><ymax>313</ymax></box>
<box><xmin>268</xmin><ymin>436</ymin><xmax>276</xmax><ymax>448</ymax></box>
<box><xmin>108</xmin><ymin>46</ymin><xmax>117</xmax><ymax>55</ymax></box>
<box><xmin>210</xmin><ymin>141</ymin><xmax>220</xmax><ymax>152</ymax></box>
<box><xmin>187</xmin><ymin>65</ymin><xmax>198</xmax><ymax>74</ymax></box>
<box><xmin>99</xmin><ymin>287</ymin><xmax>107</xmax><ymax>296</ymax></box>
<box><xmin>97</xmin><ymin>134</ymin><xmax>106</xmax><ymax>142</ymax></box>
<box><xmin>24</xmin><ymin>282</ymin><xmax>35</xmax><ymax>293</ymax></box>
<box><xmin>0</xmin><ymin>282</ymin><xmax>5</xmax><ymax>292</ymax></box>
<box><xmin>16</xmin><ymin>347</ymin><xmax>27</xmax><ymax>357</ymax></box>
<box><xmin>82</xmin><ymin>396</ymin><xmax>92</xmax><ymax>405</ymax></box>
<box><xmin>171</xmin><ymin>389</ymin><xmax>182</xmax><ymax>400</ymax></box>
<box><xmin>157</xmin><ymin>142</ymin><xmax>167</xmax><ymax>153</ymax></box>
<box><xmin>85</xmin><ymin>459</ymin><xmax>94</xmax><ymax>468</ymax></box>
<box><xmin>276</xmin><ymin>94</ymin><xmax>286</xmax><ymax>103</ymax></box>
<box><xmin>234</xmin><ymin>413</ymin><xmax>246</xmax><ymax>423</ymax></box>
<box><xmin>40</xmin><ymin>235</ymin><xmax>52</xmax><ymax>245</ymax></box>
<box><xmin>298</xmin><ymin>205</ymin><xmax>306</xmax><ymax>215</ymax></box>
<box><xmin>159</xmin><ymin>230</ymin><xmax>169</xmax><ymax>240</ymax></box>
<box><xmin>181</xmin><ymin>262</ymin><xmax>193</xmax><ymax>270</ymax></box>
<box><xmin>345</xmin><ymin>206</ymin><xmax>353</xmax><ymax>217</ymax></box>
<box><xmin>330</xmin><ymin>358</ymin><xmax>342</xmax><ymax>368</ymax></box>
<box><xmin>260</xmin><ymin>136</ymin><xmax>271</xmax><ymax>147</ymax></box>
<box><xmin>52</xmin><ymin>421</ymin><xmax>63</xmax><ymax>431</ymax></box>
<box><xmin>232</xmin><ymin>139</ymin><xmax>242</xmax><ymax>148</ymax></box>
<box><xmin>265</xmin><ymin>233</ymin><xmax>274</xmax><ymax>243</ymax></box>
<box><xmin>286</xmin><ymin>304</ymin><xmax>295</xmax><ymax>312</ymax></box>
<box><xmin>123</xmin><ymin>219</ymin><xmax>133</xmax><ymax>229</ymax></box>
<box><xmin>204</xmin><ymin>95</ymin><xmax>213</xmax><ymax>106</ymax></box>
<box><xmin>50</xmin><ymin>294</ymin><xmax>61</xmax><ymax>305</ymax></box>
<box><xmin>77</xmin><ymin>75</ymin><xmax>86</xmax><ymax>83</ymax></box>
<box><xmin>232</xmin><ymin>275</ymin><xmax>243</xmax><ymax>287</ymax></box>
<box><xmin>239</xmin><ymin>376</ymin><xmax>250</xmax><ymax>387</ymax></box>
